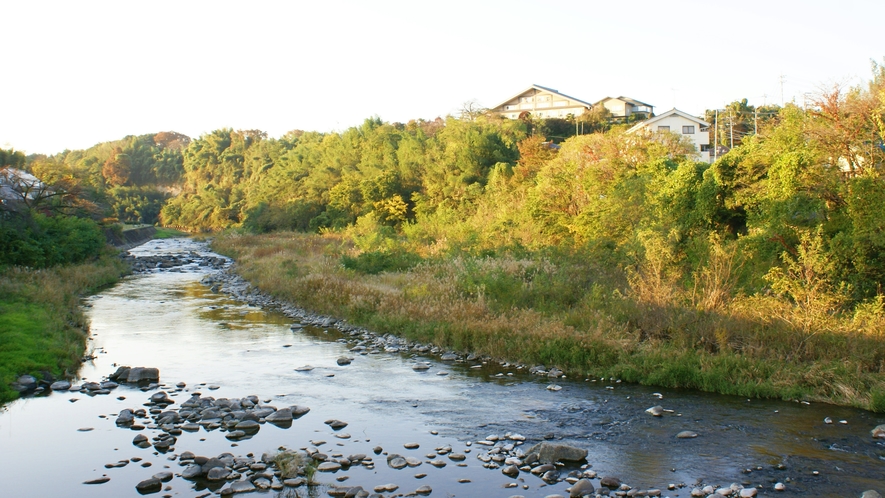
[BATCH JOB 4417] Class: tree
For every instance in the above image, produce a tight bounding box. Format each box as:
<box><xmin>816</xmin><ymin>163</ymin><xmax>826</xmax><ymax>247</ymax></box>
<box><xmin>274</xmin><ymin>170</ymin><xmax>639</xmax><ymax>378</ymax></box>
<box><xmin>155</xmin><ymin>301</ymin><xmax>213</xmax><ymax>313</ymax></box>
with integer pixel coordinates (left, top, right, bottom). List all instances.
<box><xmin>102</xmin><ymin>147</ymin><xmax>131</xmax><ymax>186</ymax></box>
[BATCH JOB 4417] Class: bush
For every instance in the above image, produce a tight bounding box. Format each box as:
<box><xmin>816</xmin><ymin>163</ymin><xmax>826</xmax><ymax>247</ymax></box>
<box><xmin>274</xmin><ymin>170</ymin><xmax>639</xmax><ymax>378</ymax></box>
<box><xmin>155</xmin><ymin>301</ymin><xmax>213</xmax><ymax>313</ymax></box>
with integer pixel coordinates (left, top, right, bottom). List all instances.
<box><xmin>341</xmin><ymin>250</ymin><xmax>422</xmax><ymax>275</ymax></box>
<box><xmin>0</xmin><ymin>212</ymin><xmax>105</xmax><ymax>268</ymax></box>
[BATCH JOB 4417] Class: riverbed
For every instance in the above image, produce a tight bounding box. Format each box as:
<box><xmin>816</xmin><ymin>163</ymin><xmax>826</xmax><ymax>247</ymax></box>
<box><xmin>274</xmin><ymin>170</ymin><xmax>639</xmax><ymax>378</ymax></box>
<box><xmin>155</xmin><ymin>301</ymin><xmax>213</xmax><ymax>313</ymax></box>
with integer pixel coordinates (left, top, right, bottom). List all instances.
<box><xmin>0</xmin><ymin>238</ymin><xmax>883</xmax><ymax>497</ymax></box>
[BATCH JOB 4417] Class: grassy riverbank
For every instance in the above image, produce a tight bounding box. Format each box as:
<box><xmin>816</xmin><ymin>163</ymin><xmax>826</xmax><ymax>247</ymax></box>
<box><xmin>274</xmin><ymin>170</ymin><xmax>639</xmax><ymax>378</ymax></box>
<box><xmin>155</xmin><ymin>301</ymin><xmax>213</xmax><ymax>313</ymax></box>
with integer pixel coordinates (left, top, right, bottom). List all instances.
<box><xmin>0</xmin><ymin>253</ymin><xmax>128</xmax><ymax>403</ymax></box>
<box><xmin>214</xmin><ymin>231</ymin><xmax>885</xmax><ymax>412</ymax></box>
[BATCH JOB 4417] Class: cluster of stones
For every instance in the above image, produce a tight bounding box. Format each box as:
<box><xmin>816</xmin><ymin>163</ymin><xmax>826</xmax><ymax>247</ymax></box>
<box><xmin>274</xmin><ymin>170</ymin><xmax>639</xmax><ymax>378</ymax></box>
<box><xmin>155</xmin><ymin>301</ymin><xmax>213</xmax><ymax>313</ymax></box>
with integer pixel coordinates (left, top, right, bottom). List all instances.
<box><xmin>135</xmin><ymin>449</ymin><xmax>305</xmax><ymax>496</ymax></box>
<box><xmin>115</xmin><ymin>390</ymin><xmax>311</xmax><ymax>447</ymax></box>
<box><xmin>121</xmin><ymin>250</ymin><xmax>229</xmax><ymax>274</ymax></box>
<box><xmin>11</xmin><ymin>365</ymin><xmax>160</xmax><ymax>396</ymax></box>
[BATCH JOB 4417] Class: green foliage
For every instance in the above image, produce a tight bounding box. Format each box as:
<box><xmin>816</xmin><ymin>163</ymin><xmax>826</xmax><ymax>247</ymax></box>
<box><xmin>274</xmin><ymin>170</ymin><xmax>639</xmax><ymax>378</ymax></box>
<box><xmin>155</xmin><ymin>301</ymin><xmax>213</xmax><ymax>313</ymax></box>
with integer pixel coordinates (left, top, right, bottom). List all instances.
<box><xmin>341</xmin><ymin>250</ymin><xmax>422</xmax><ymax>275</ymax></box>
<box><xmin>0</xmin><ymin>212</ymin><xmax>105</xmax><ymax>268</ymax></box>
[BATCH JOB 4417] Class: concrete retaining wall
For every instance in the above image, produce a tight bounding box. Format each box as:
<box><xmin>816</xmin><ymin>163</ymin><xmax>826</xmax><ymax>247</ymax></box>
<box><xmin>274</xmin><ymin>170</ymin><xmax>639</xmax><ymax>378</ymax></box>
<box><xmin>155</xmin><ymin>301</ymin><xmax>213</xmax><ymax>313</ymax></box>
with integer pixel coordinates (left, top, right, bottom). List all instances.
<box><xmin>105</xmin><ymin>226</ymin><xmax>156</xmax><ymax>250</ymax></box>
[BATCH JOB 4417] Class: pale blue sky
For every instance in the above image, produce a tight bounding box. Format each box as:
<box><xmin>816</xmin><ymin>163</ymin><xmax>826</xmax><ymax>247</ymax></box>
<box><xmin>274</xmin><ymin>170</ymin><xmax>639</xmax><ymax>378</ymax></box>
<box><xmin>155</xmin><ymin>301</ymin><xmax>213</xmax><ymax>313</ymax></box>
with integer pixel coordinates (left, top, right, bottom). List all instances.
<box><xmin>2</xmin><ymin>0</ymin><xmax>882</xmax><ymax>155</ymax></box>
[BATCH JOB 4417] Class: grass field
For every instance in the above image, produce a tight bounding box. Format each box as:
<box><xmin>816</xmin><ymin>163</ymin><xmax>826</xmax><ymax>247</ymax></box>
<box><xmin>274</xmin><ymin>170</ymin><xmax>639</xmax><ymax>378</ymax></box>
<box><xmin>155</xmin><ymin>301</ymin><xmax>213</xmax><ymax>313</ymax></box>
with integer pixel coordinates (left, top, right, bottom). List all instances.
<box><xmin>0</xmin><ymin>253</ymin><xmax>127</xmax><ymax>403</ymax></box>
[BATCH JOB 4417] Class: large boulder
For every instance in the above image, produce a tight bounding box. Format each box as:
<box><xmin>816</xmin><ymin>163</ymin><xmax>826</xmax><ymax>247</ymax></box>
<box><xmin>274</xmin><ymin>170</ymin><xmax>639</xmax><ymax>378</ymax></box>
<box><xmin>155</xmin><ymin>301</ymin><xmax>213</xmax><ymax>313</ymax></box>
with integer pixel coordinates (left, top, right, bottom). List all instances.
<box><xmin>872</xmin><ymin>425</ymin><xmax>885</xmax><ymax>439</ymax></box>
<box><xmin>127</xmin><ymin>367</ymin><xmax>160</xmax><ymax>383</ymax></box>
<box><xmin>523</xmin><ymin>442</ymin><xmax>588</xmax><ymax>463</ymax></box>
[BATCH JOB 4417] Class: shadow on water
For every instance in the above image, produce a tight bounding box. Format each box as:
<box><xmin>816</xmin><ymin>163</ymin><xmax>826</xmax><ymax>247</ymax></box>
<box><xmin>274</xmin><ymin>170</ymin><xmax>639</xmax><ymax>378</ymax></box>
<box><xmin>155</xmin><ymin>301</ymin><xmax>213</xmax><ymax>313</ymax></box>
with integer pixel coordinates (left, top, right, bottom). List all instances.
<box><xmin>0</xmin><ymin>237</ymin><xmax>883</xmax><ymax>498</ymax></box>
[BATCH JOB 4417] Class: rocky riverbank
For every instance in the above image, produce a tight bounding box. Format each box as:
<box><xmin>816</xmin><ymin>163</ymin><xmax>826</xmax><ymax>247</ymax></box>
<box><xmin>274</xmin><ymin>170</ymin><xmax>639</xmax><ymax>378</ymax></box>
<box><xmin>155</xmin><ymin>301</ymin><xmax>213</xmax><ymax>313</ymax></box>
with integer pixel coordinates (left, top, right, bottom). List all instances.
<box><xmin>74</xmin><ymin>243</ymin><xmax>884</xmax><ymax>498</ymax></box>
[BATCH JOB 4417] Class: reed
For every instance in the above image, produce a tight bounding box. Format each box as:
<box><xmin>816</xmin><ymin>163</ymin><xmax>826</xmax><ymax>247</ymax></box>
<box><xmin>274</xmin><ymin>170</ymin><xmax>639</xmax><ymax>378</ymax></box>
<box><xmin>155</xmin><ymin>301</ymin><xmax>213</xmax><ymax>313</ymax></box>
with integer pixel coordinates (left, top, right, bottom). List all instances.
<box><xmin>0</xmin><ymin>253</ymin><xmax>127</xmax><ymax>403</ymax></box>
<box><xmin>213</xmin><ymin>232</ymin><xmax>885</xmax><ymax>412</ymax></box>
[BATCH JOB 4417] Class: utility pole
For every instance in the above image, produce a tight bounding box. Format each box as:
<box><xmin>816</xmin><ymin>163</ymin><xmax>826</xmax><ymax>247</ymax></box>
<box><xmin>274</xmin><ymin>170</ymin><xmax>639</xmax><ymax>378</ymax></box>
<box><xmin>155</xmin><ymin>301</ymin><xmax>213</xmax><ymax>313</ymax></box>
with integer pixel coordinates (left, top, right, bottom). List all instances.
<box><xmin>779</xmin><ymin>75</ymin><xmax>786</xmax><ymax>106</ymax></box>
<box><xmin>729</xmin><ymin>110</ymin><xmax>734</xmax><ymax>149</ymax></box>
<box><xmin>714</xmin><ymin>109</ymin><xmax>719</xmax><ymax>162</ymax></box>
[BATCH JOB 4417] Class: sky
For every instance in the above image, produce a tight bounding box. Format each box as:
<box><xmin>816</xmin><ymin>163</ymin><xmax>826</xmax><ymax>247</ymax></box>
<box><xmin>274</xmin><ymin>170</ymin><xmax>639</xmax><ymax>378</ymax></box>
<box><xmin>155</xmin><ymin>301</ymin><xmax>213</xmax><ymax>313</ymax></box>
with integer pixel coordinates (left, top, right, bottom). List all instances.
<box><xmin>2</xmin><ymin>0</ymin><xmax>883</xmax><ymax>155</ymax></box>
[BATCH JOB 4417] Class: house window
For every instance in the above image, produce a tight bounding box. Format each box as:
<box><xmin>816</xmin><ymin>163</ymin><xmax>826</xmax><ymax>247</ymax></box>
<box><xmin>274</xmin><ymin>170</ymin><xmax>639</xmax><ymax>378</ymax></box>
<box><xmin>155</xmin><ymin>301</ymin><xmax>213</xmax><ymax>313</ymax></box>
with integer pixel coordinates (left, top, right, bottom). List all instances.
<box><xmin>682</xmin><ymin>125</ymin><xmax>695</xmax><ymax>134</ymax></box>
<box><xmin>658</xmin><ymin>126</ymin><xmax>670</xmax><ymax>132</ymax></box>
<box><xmin>700</xmin><ymin>144</ymin><xmax>712</xmax><ymax>151</ymax></box>
<box><xmin>521</xmin><ymin>97</ymin><xmax>533</xmax><ymax>103</ymax></box>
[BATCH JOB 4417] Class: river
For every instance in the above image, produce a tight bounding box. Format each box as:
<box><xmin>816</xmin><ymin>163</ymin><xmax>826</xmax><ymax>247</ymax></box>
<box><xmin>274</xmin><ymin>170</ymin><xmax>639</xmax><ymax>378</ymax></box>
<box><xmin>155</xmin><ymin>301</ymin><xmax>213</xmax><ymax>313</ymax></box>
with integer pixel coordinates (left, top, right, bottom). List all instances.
<box><xmin>0</xmin><ymin>238</ymin><xmax>882</xmax><ymax>497</ymax></box>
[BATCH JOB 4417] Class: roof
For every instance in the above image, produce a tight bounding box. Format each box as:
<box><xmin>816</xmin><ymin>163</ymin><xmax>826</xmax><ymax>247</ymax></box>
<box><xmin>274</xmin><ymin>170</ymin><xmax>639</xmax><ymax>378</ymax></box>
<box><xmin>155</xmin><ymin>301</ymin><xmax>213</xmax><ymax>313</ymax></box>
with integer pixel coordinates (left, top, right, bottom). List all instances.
<box><xmin>595</xmin><ymin>96</ymin><xmax>654</xmax><ymax>108</ymax></box>
<box><xmin>627</xmin><ymin>108</ymin><xmax>710</xmax><ymax>133</ymax></box>
<box><xmin>491</xmin><ymin>84</ymin><xmax>594</xmax><ymax>110</ymax></box>
<box><xmin>0</xmin><ymin>168</ymin><xmax>44</xmax><ymax>201</ymax></box>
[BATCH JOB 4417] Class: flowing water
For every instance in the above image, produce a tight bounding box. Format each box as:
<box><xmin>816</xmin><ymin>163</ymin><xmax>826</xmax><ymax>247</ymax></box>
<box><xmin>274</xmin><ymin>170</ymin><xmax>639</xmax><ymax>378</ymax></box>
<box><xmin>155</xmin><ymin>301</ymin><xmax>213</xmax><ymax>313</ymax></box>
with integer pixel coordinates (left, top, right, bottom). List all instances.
<box><xmin>1</xmin><ymin>238</ymin><xmax>883</xmax><ymax>497</ymax></box>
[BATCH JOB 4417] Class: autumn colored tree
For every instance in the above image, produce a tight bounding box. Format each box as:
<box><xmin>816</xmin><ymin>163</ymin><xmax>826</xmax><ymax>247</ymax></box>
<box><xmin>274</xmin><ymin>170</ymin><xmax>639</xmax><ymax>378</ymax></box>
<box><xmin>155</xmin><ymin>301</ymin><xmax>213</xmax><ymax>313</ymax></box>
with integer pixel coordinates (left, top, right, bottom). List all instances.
<box><xmin>102</xmin><ymin>147</ymin><xmax>131</xmax><ymax>186</ymax></box>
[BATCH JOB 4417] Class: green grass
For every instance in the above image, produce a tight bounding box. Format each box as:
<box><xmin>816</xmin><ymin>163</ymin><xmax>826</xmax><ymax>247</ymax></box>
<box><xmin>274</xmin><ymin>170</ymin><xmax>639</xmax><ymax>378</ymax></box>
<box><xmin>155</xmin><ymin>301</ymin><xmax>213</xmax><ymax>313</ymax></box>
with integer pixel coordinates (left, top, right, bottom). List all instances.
<box><xmin>0</xmin><ymin>255</ymin><xmax>127</xmax><ymax>403</ymax></box>
<box><xmin>152</xmin><ymin>227</ymin><xmax>189</xmax><ymax>239</ymax></box>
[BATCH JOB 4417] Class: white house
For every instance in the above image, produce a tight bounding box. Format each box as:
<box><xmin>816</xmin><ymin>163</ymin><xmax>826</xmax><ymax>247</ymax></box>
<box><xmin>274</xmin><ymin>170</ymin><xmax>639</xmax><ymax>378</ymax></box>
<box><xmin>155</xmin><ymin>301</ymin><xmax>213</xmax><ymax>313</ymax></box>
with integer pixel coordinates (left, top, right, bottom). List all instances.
<box><xmin>491</xmin><ymin>84</ymin><xmax>595</xmax><ymax>120</ymax></box>
<box><xmin>627</xmin><ymin>108</ymin><xmax>712</xmax><ymax>162</ymax></box>
<box><xmin>594</xmin><ymin>96</ymin><xmax>654</xmax><ymax>120</ymax></box>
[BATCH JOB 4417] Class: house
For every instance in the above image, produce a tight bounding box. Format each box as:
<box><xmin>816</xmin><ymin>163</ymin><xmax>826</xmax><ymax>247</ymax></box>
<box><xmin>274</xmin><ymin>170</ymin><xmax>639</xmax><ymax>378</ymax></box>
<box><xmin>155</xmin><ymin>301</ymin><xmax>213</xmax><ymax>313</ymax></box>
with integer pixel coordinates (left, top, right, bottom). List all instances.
<box><xmin>0</xmin><ymin>167</ymin><xmax>44</xmax><ymax>204</ymax></box>
<box><xmin>627</xmin><ymin>108</ymin><xmax>712</xmax><ymax>162</ymax></box>
<box><xmin>491</xmin><ymin>84</ymin><xmax>594</xmax><ymax>120</ymax></box>
<box><xmin>594</xmin><ymin>96</ymin><xmax>654</xmax><ymax>120</ymax></box>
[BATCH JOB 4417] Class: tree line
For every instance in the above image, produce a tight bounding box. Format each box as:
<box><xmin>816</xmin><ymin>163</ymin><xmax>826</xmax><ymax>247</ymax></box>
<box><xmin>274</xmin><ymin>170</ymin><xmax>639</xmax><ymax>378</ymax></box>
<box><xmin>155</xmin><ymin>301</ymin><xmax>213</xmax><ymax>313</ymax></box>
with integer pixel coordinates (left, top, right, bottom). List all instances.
<box><xmin>4</xmin><ymin>63</ymin><xmax>885</xmax><ymax>313</ymax></box>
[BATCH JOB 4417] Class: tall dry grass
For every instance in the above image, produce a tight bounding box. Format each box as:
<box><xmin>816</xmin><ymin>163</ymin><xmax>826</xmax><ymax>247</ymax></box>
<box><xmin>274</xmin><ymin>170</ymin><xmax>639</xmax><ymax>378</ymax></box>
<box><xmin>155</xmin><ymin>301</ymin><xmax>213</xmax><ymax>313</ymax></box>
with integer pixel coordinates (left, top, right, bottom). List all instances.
<box><xmin>213</xmin><ymin>232</ymin><xmax>885</xmax><ymax>412</ymax></box>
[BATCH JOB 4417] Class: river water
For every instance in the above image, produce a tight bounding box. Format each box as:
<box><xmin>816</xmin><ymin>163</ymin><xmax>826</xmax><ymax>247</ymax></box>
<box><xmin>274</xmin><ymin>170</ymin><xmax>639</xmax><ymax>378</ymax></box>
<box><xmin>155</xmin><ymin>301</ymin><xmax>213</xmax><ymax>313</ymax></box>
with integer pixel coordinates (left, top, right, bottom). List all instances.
<box><xmin>0</xmin><ymin>238</ymin><xmax>883</xmax><ymax>497</ymax></box>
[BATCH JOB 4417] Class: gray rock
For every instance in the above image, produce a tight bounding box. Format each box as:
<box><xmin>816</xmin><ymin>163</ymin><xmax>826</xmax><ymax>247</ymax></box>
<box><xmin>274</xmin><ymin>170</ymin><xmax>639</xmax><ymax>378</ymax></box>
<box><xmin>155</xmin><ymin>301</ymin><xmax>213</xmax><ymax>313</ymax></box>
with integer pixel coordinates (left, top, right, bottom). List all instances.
<box><xmin>600</xmin><ymin>476</ymin><xmax>622</xmax><ymax>489</ymax></box>
<box><xmin>524</xmin><ymin>442</ymin><xmax>588</xmax><ymax>463</ymax></box>
<box><xmin>14</xmin><ymin>375</ymin><xmax>37</xmax><ymax>392</ymax></box>
<box><xmin>502</xmin><ymin>464</ymin><xmax>520</xmax><ymax>477</ymax></box>
<box><xmin>181</xmin><ymin>464</ymin><xmax>203</xmax><ymax>479</ymax></box>
<box><xmin>861</xmin><ymin>491</ymin><xmax>882</xmax><ymax>498</ymax></box>
<box><xmin>225</xmin><ymin>430</ymin><xmax>246</xmax><ymax>440</ymax></box>
<box><xmin>116</xmin><ymin>409</ymin><xmax>135</xmax><ymax>426</ymax></box>
<box><xmin>739</xmin><ymin>488</ymin><xmax>758</xmax><ymax>497</ymax></box>
<box><xmin>646</xmin><ymin>405</ymin><xmax>664</xmax><ymax>416</ymax></box>
<box><xmin>416</xmin><ymin>485</ymin><xmax>432</xmax><ymax>495</ymax></box>
<box><xmin>345</xmin><ymin>485</ymin><xmax>367</xmax><ymax>497</ymax></box>
<box><xmin>387</xmin><ymin>454</ymin><xmax>408</xmax><ymax>469</ymax></box>
<box><xmin>135</xmin><ymin>477</ymin><xmax>162</xmax><ymax>493</ymax></box>
<box><xmin>337</xmin><ymin>357</ymin><xmax>353</xmax><ymax>366</ymax></box>
<box><xmin>50</xmin><ymin>380</ymin><xmax>71</xmax><ymax>391</ymax></box>
<box><xmin>149</xmin><ymin>391</ymin><xmax>173</xmax><ymax>404</ymax></box>
<box><xmin>109</xmin><ymin>366</ymin><xmax>130</xmax><ymax>381</ymax></box>
<box><xmin>132</xmin><ymin>434</ymin><xmax>150</xmax><ymax>448</ymax></box>
<box><xmin>291</xmin><ymin>405</ymin><xmax>310</xmax><ymax>417</ymax></box>
<box><xmin>872</xmin><ymin>425</ymin><xmax>885</xmax><ymax>439</ymax></box>
<box><xmin>266</xmin><ymin>408</ymin><xmax>292</xmax><ymax>424</ymax></box>
<box><xmin>83</xmin><ymin>476</ymin><xmax>110</xmax><ymax>485</ymax></box>
<box><xmin>226</xmin><ymin>480</ymin><xmax>257</xmax><ymax>494</ymax></box>
<box><xmin>317</xmin><ymin>461</ymin><xmax>342</xmax><ymax>472</ymax></box>
<box><xmin>236</xmin><ymin>419</ymin><xmax>260</xmax><ymax>431</ymax></box>
<box><xmin>676</xmin><ymin>431</ymin><xmax>698</xmax><ymax>439</ymax></box>
<box><xmin>570</xmin><ymin>479</ymin><xmax>595</xmax><ymax>497</ymax></box>
<box><xmin>207</xmin><ymin>466</ymin><xmax>232</xmax><ymax>481</ymax></box>
<box><xmin>152</xmin><ymin>471</ymin><xmax>173</xmax><ymax>482</ymax></box>
<box><xmin>126</xmin><ymin>367</ymin><xmax>160</xmax><ymax>383</ymax></box>
<box><xmin>325</xmin><ymin>419</ymin><xmax>348</xmax><ymax>430</ymax></box>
